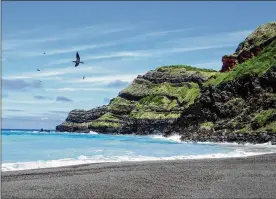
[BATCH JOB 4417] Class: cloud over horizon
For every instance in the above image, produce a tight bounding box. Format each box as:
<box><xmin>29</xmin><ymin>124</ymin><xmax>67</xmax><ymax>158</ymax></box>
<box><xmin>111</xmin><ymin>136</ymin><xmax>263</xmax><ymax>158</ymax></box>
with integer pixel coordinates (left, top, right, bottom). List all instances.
<box><xmin>106</xmin><ymin>80</ymin><xmax>130</xmax><ymax>88</ymax></box>
<box><xmin>34</xmin><ymin>95</ymin><xmax>52</xmax><ymax>100</ymax></box>
<box><xmin>56</xmin><ymin>96</ymin><xmax>73</xmax><ymax>102</ymax></box>
<box><xmin>2</xmin><ymin>79</ymin><xmax>43</xmax><ymax>91</ymax></box>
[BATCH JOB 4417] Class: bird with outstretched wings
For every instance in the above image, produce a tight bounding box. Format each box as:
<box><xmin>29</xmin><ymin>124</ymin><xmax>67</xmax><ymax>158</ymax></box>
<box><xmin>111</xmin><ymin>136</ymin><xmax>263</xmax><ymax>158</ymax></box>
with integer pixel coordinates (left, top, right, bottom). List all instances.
<box><xmin>72</xmin><ymin>52</ymin><xmax>84</xmax><ymax>67</ymax></box>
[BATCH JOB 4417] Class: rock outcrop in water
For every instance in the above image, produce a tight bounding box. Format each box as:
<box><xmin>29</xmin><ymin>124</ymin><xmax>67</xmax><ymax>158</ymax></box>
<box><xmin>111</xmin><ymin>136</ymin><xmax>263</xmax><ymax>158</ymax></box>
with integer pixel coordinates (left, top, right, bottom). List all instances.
<box><xmin>56</xmin><ymin>22</ymin><xmax>276</xmax><ymax>144</ymax></box>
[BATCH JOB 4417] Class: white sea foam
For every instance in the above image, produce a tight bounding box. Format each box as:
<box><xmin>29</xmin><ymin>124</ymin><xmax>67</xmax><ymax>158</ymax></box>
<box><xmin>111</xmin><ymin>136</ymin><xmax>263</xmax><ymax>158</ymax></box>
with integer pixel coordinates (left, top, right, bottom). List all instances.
<box><xmin>89</xmin><ymin>131</ymin><xmax>98</xmax><ymax>134</ymax></box>
<box><xmin>151</xmin><ymin>134</ymin><xmax>276</xmax><ymax>148</ymax></box>
<box><xmin>151</xmin><ymin>134</ymin><xmax>182</xmax><ymax>143</ymax></box>
<box><xmin>2</xmin><ymin>149</ymin><xmax>275</xmax><ymax>172</ymax></box>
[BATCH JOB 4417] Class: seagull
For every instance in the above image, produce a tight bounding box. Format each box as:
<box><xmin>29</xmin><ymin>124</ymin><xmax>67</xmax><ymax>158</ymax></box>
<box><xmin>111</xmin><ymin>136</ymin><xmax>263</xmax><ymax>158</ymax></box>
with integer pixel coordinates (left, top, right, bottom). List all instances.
<box><xmin>43</xmin><ymin>52</ymin><xmax>46</xmax><ymax>55</ymax></box>
<box><xmin>83</xmin><ymin>76</ymin><xmax>85</xmax><ymax>80</ymax></box>
<box><xmin>37</xmin><ymin>69</ymin><xmax>40</xmax><ymax>71</ymax></box>
<box><xmin>72</xmin><ymin>52</ymin><xmax>84</xmax><ymax>67</ymax></box>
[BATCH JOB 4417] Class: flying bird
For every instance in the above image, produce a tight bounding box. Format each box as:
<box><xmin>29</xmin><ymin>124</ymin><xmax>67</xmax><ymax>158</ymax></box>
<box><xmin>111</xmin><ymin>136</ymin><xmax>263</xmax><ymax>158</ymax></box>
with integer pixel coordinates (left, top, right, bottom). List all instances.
<box><xmin>72</xmin><ymin>52</ymin><xmax>84</xmax><ymax>67</ymax></box>
<box><xmin>83</xmin><ymin>76</ymin><xmax>85</xmax><ymax>80</ymax></box>
<box><xmin>43</xmin><ymin>52</ymin><xmax>46</xmax><ymax>54</ymax></box>
<box><xmin>37</xmin><ymin>69</ymin><xmax>40</xmax><ymax>71</ymax></box>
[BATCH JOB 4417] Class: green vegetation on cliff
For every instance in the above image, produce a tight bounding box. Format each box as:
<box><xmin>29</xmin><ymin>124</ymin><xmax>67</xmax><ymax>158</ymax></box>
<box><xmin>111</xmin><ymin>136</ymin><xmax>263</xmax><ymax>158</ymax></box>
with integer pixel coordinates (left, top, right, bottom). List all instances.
<box><xmin>107</xmin><ymin>97</ymin><xmax>136</xmax><ymax>113</ymax></box>
<box><xmin>57</xmin><ymin>22</ymin><xmax>276</xmax><ymax>139</ymax></box>
<box><xmin>156</xmin><ymin>65</ymin><xmax>218</xmax><ymax>78</ymax></box>
<box><xmin>205</xmin><ymin>40</ymin><xmax>276</xmax><ymax>86</ymax></box>
<box><xmin>234</xmin><ymin>22</ymin><xmax>276</xmax><ymax>55</ymax></box>
<box><xmin>151</xmin><ymin>82</ymin><xmax>200</xmax><ymax>105</ymax></box>
<box><xmin>253</xmin><ymin>109</ymin><xmax>276</xmax><ymax>127</ymax></box>
<box><xmin>200</xmin><ymin>122</ymin><xmax>214</xmax><ymax>130</ymax></box>
<box><xmin>88</xmin><ymin>121</ymin><xmax>120</xmax><ymax>128</ymax></box>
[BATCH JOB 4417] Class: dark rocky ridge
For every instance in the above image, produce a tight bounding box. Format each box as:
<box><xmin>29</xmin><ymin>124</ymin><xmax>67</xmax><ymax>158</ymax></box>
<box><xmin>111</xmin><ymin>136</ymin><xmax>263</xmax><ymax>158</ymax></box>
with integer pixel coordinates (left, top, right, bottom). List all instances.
<box><xmin>56</xmin><ymin>22</ymin><xmax>276</xmax><ymax>144</ymax></box>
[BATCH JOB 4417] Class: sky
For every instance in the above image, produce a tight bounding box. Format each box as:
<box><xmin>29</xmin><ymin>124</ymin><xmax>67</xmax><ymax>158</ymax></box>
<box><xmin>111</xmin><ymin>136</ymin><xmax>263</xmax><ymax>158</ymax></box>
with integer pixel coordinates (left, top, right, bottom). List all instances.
<box><xmin>2</xmin><ymin>1</ymin><xmax>276</xmax><ymax>129</ymax></box>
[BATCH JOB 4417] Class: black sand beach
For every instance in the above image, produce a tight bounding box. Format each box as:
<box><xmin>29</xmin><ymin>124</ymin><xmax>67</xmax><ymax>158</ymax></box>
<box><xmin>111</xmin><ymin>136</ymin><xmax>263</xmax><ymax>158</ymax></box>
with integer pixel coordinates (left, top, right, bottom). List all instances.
<box><xmin>2</xmin><ymin>153</ymin><xmax>276</xmax><ymax>199</ymax></box>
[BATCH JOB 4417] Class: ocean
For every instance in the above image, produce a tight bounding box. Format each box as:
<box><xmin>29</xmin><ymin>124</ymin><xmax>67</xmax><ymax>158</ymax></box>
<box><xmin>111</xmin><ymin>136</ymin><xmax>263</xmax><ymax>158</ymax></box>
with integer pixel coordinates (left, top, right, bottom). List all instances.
<box><xmin>2</xmin><ymin>129</ymin><xmax>276</xmax><ymax>172</ymax></box>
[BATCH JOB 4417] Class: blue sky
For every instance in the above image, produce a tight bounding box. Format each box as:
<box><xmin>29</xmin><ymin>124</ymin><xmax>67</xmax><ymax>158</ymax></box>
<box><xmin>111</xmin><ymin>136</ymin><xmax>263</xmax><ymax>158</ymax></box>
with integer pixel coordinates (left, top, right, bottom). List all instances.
<box><xmin>2</xmin><ymin>1</ymin><xmax>276</xmax><ymax>129</ymax></box>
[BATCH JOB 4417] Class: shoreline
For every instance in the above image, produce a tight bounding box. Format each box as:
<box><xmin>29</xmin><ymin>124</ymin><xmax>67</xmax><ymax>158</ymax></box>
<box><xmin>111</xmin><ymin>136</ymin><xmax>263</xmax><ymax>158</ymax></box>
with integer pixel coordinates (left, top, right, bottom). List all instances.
<box><xmin>2</xmin><ymin>138</ymin><xmax>276</xmax><ymax>173</ymax></box>
<box><xmin>3</xmin><ymin>153</ymin><xmax>276</xmax><ymax>198</ymax></box>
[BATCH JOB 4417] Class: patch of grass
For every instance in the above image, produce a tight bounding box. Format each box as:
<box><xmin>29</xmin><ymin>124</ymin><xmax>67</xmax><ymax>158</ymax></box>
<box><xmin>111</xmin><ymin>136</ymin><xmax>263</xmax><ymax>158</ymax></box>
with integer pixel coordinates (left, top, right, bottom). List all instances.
<box><xmin>136</xmin><ymin>95</ymin><xmax>178</xmax><ymax>112</ymax></box>
<box><xmin>156</xmin><ymin>65</ymin><xmax>218</xmax><ymax>79</ymax></box>
<box><xmin>234</xmin><ymin>125</ymin><xmax>251</xmax><ymax>133</ymax></box>
<box><xmin>226</xmin><ymin>98</ymin><xmax>245</xmax><ymax>107</ymax></box>
<box><xmin>230</xmin><ymin>121</ymin><xmax>239</xmax><ymax>128</ymax></box>
<box><xmin>97</xmin><ymin>112</ymin><xmax>120</xmax><ymax>122</ymax></box>
<box><xmin>204</xmin><ymin>40</ymin><xmax>276</xmax><ymax>86</ymax></box>
<box><xmin>150</xmin><ymin>82</ymin><xmax>200</xmax><ymax>106</ymax></box>
<box><xmin>107</xmin><ymin>97</ymin><xmax>136</xmax><ymax>112</ymax></box>
<box><xmin>200</xmin><ymin>122</ymin><xmax>214</xmax><ymax>130</ymax></box>
<box><xmin>120</xmin><ymin>81</ymin><xmax>153</xmax><ymax>98</ymax></box>
<box><xmin>130</xmin><ymin>110</ymin><xmax>180</xmax><ymax>119</ymax></box>
<box><xmin>88</xmin><ymin>121</ymin><xmax>120</xmax><ymax>128</ymax></box>
<box><xmin>253</xmin><ymin>109</ymin><xmax>276</xmax><ymax>126</ymax></box>
<box><xmin>257</xmin><ymin>122</ymin><xmax>276</xmax><ymax>133</ymax></box>
<box><xmin>183</xmin><ymin>84</ymin><xmax>201</xmax><ymax>108</ymax></box>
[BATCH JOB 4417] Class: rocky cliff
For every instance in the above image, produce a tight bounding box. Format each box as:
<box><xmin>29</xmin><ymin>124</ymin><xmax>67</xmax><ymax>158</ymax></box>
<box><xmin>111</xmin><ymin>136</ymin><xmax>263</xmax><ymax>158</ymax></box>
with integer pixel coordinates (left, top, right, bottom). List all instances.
<box><xmin>56</xmin><ymin>22</ymin><xmax>276</xmax><ymax>144</ymax></box>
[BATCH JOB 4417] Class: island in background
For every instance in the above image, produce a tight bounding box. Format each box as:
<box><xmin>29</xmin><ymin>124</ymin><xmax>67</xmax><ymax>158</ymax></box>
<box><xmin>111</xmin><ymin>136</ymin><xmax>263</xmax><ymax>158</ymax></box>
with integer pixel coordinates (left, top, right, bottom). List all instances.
<box><xmin>56</xmin><ymin>22</ymin><xmax>276</xmax><ymax>144</ymax></box>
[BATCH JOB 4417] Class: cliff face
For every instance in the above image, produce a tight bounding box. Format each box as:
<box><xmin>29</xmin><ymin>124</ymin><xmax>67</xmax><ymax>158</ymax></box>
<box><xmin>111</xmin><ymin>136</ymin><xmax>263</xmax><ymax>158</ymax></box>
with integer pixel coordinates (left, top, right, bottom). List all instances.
<box><xmin>56</xmin><ymin>66</ymin><xmax>217</xmax><ymax>134</ymax></box>
<box><xmin>220</xmin><ymin>22</ymin><xmax>276</xmax><ymax>72</ymax></box>
<box><xmin>56</xmin><ymin>22</ymin><xmax>276</xmax><ymax>144</ymax></box>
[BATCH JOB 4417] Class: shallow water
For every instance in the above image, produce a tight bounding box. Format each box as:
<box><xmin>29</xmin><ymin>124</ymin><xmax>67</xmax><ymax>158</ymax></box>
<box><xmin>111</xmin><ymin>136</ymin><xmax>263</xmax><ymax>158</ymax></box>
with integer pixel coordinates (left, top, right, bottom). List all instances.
<box><xmin>2</xmin><ymin>129</ymin><xmax>276</xmax><ymax>172</ymax></box>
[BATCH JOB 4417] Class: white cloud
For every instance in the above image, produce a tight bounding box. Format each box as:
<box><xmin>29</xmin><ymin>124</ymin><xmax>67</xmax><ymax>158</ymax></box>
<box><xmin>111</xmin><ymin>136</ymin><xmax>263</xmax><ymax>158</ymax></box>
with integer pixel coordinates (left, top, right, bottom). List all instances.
<box><xmin>193</xmin><ymin>61</ymin><xmax>222</xmax><ymax>69</ymax></box>
<box><xmin>165</xmin><ymin>30</ymin><xmax>253</xmax><ymax>47</ymax></box>
<box><xmin>44</xmin><ymin>74</ymin><xmax>138</xmax><ymax>92</ymax></box>
<box><xmin>119</xmin><ymin>28</ymin><xmax>194</xmax><ymax>43</ymax></box>
<box><xmin>47</xmin><ymin>43</ymin><xmax>234</xmax><ymax>66</ymax></box>
<box><xmin>68</xmin><ymin>74</ymin><xmax>138</xmax><ymax>84</ymax></box>
<box><xmin>3</xmin><ymin>65</ymin><xmax>116</xmax><ymax>80</ymax></box>
<box><xmin>3</xmin><ymin>24</ymin><xmax>55</xmax><ymax>39</ymax></box>
<box><xmin>5</xmin><ymin>27</ymin><xmax>196</xmax><ymax>60</ymax></box>
<box><xmin>46</xmin><ymin>51</ymin><xmax>152</xmax><ymax>66</ymax></box>
<box><xmin>2</xmin><ymin>23</ymin><xmax>136</xmax><ymax>54</ymax></box>
<box><xmin>2</xmin><ymin>100</ymin><xmax>56</xmax><ymax>105</ymax></box>
<box><xmin>45</xmin><ymin>87</ymin><xmax>119</xmax><ymax>92</ymax></box>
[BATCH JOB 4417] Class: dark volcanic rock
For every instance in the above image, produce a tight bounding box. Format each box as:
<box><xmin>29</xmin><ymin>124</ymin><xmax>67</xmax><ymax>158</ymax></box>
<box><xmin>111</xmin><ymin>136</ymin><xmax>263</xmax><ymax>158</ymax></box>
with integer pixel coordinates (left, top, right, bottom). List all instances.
<box><xmin>164</xmin><ymin>65</ymin><xmax>276</xmax><ymax>144</ymax></box>
<box><xmin>66</xmin><ymin>106</ymin><xmax>107</xmax><ymax>123</ymax></box>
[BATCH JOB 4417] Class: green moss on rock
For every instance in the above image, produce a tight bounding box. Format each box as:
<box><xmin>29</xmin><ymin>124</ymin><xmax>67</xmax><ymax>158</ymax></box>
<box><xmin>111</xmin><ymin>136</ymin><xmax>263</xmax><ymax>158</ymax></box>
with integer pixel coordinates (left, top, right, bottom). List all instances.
<box><xmin>200</xmin><ymin>122</ymin><xmax>214</xmax><ymax>130</ymax></box>
<box><xmin>136</xmin><ymin>95</ymin><xmax>178</xmax><ymax>112</ymax></box>
<box><xmin>257</xmin><ymin>122</ymin><xmax>276</xmax><ymax>133</ymax></box>
<box><xmin>107</xmin><ymin>97</ymin><xmax>136</xmax><ymax>112</ymax></box>
<box><xmin>97</xmin><ymin>112</ymin><xmax>120</xmax><ymax>122</ymax></box>
<box><xmin>234</xmin><ymin>125</ymin><xmax>251</xmax><ymax>133</ymax></box>
<box><xmin>120</xmin><ymin>80</ymin><xmax>153</xmax><ymax>98</ymax></box>
<box><xmin>88</xmin><ymin>121</ymin><xmax>121</xmax><ymax>128</ymax></box>
<box><xmin>151</xmin><ymin>82</ymin><xmax>200</xmax><ymax>106</ymax></box>
<box><xmin>156</xmin><ymin>65</ymin><xmax>218</xmax><ymax>79</ymax></box>
<box><xmin>253</xmin><ymin>109</ymin><xmax>276</xmax><ymax>126</ymax></box>
<box><xmin>130</xmin><ymin>110</ymin><xmax>180</xmax><ymax>120</ymax></box>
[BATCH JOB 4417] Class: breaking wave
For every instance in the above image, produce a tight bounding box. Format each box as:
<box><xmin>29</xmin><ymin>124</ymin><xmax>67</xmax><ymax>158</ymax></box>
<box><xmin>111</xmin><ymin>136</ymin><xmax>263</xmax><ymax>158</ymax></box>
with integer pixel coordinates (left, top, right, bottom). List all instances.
<box><xmin>2</xmin><ymin>149</ymin><xmax>273</xmax><ymax>172</ymax></box>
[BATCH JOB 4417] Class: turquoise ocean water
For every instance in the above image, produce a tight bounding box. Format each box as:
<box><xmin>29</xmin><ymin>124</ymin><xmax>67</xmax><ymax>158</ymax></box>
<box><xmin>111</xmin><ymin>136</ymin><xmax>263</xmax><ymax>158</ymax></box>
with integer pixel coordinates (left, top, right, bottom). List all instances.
<box><xmin>2</xmin><ymin>129</ymin><xmax>276</xmax><ymax>172</ymax></box>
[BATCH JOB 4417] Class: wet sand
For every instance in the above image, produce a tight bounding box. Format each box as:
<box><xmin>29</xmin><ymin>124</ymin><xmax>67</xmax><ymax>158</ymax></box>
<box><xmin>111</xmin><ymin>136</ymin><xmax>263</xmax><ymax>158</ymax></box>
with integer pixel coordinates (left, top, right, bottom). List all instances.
<box><xmin>2</xmin><ymin>153</ymin><xmax>276</xmax><ymax>198</ymax></box>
